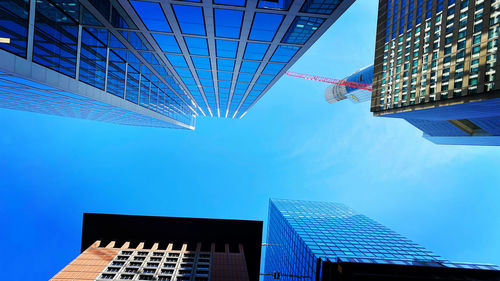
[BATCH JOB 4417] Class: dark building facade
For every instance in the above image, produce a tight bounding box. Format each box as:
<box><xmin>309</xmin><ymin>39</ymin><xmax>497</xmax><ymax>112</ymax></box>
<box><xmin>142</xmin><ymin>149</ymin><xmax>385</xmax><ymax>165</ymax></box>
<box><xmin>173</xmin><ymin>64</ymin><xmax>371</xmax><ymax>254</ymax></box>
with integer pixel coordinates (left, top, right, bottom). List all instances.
<box><xmin>371</xmin><ymin>0</ymin><xmax>500</xmax><ymax>145</ymax></box>
<box><xmin>50</xmin><ymin>213</ymin><xmax>263</xmax><ymax>281</ymax></box>
<box><xmin>264</xmin><ymin>199</ymin><xmax>500</xmax><ymax>281</ymax></box>
<box><xmin>0</xmin><ymin>0</ymin><xmax>355</xmax><ymax>129</ymax></box>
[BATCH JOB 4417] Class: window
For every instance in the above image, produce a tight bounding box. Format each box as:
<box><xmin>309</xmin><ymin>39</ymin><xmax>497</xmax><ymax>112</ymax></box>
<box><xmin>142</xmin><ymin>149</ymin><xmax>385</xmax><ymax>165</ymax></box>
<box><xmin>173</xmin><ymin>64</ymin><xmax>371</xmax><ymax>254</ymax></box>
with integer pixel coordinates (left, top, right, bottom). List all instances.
<box><xmin>271</xmin><ymin>45</ymin><xmax>300</xmax><ymax>63</ymax></box>
<box><xmin>131</xmin><ymin>1</ymin><xmax>171</xmax><ymax>32</ymax></box>
<box><xmin>216</xmin><ymin>40</ymin><xmax>238</xmax><ymax>58</ymax></box>
<box><xmin>244</xmin><ymin>42</ymin><xmax>269</xmax><ymax>60</ymax></box>
<box><xmin>249</xmin><ymin>13</ymin><xmax>283</xmax><ymax>41</ymax></box>
<box><xmin>285</xmin><ymin>18</ymin><xmax>325</xmax><ymax>45</ymax></box>
<box><xmin>172</xmin><ymin>5</ymin><xmax>205</xmax><ymax>35</ymax></box>
<box><xmin>214</xmin><ymin>9</ymin><xmax>243</xmax><ymax>38</ymax></box>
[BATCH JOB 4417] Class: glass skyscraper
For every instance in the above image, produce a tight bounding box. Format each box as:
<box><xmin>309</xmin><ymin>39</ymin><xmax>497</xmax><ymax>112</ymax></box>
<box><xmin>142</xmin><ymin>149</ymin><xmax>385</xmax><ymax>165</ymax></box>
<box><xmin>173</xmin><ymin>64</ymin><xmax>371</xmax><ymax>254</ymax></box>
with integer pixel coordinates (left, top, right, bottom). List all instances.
<box><xmin>371</xmin><ymin>0</ymin><xmax>500</xmax><ymax>145</ymax></box>
<box><xmin>0</xmin><ymin>0</ymin><xmax>355</xmax><ymax>129</ymax></box>
<box><xmin>264</xmin><ymin>199</ymin><xmax>500</xmax><ymax>281</ymax></box>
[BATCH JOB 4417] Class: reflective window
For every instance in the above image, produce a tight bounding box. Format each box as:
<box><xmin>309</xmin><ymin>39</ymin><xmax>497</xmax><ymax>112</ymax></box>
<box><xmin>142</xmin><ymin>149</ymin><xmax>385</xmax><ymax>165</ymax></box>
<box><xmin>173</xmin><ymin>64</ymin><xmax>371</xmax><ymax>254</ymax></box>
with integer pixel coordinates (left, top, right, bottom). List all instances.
<box><xmin>107</xmin><ymin>50</ymin><xmax>126</xmax><ymax>98</ymax></box>
<box><xmin>214</xmin><ymin>0</ymin><xmax>246</xmax><ymax>6</ymax></box>
<box><xmin>240</xmin><ymin>61</ymin><xmax>260</xmax><ymax>73</ymax></box>
<box><xmin>131</xmin><ymin>1</ymin><xmax>171</xmax><ymax>32</ymax></box>
<box><xmin>258</xmin><ymin>0</ymin><xmax>292</xmax><ymax>10</ymax></box>
<box><xmin>152</xmin><ymin>34</ymin><xmax>181</xmax><ymax>53</ymax></box>
<box><xmin>34</xmin><ymin>0</ymin><xmax>78</xmax><ymax>77</ymax></box>
<box><xmin>244</xmin><ymin>42</ymin><xmax>269</xmax><ymax>60</ymax></box>
<box><xmin>271</xmin><ymin>45</ymin><xmax>300</xmax><ymax>62</ymax></box>
<box><xmin>182</xmin><ymin>77</ymin><xmax>196</xmax><ymax>85</ymax></box>
<box><xmin>217</xmin><ymin>59</ymin><xmax>235</xmax><ymax>71</ymax></box>
<box><xmin>192</xmin><ymin>56</ymin><xmax>211</xmax><ymax>69</ymax></box>
<box><xmin>216</xmin><ymin>40</ymin><xmax>238</xmax><ymax>58</ymax></box>
<box><xmin>300</xmin><ymin>0</ymin><xmax>341</xmax><ymax>14</ymax></box>
<box><xmin>201</xmin><ymin>80</ymin><xmax>213</xmax><ymax>87</ymax></box>
<box><xmin>218</xmin><ymin>72</ymin><xmax>233</xmax><ymax>81</ymax></box>
<box><xmin>257</xmin><ymin>75</ymin><xmax>275</xmax><ymax>84</ymax></box>
<box><xmin>166</xmin><ymin>54</ymin><xmax>188</xmax><ymax>67</ymax></box>
<box><xmin>175</xmin><ymin>68</ymin><xmax>193</xmax><ymax>78</ymax></box>
<box><xmin>262</xmin><ymin>63</ymin><xmax>284</xmax><ymax>75</ymax></box>
<box><xmin>126</xmin><ymin>64</ymin><xmax>140</xmax><ymax>103</ymax></box>
<box><xmin>214</xmin><ymin>9</ymin><xmax>244</xmax><ymax>38</ymax></box>
<box><xmin>282</xmin><ymin>16</ymin><xmax>324</xmax><ymax>44</ymax></box>
<box><xmin>252</xmin><ymin>83</ymin><xmax>267</xmax><ymax>91</ymax></box>
<box><xmin>249</xmin><ymin>13</ymin><xmax>284</xmax><ymax>41</ymax></box>
<box><xmin>235</xmin><ymin>83</ymin><xmax>249</xmax><ymax>90</ymax></box>
<box><xmin>0</xmin><ymin>0</ymin><xmax>29</xmax><ymax>57</ymax></box>
<box><xmin>196</xmin><ymin>69</ymin><xmax>212</xmax><ymax>80</ymax></box>
<box><xmin>184</xmin><ymin>37</ymin><xmax>209</xmax><ymax>56</ymax></box>
<box><xmin>172</xmin><ymin>5</ymin><xmax>206</xmax><ymax>35</ymax></box>
<box><xmin>237</xmin><ymin>73</ymin><xmax>253</xmax><ymax>82</ymax></box>
<box><xmin>80</xmin><ymin>28</ymin><xmax>107</xmax><ymax>90</ymax></box>
<box><xmin>218</xmin><ymin>81</ymin><xmax>231</xmax><ymax>88</ymax></box>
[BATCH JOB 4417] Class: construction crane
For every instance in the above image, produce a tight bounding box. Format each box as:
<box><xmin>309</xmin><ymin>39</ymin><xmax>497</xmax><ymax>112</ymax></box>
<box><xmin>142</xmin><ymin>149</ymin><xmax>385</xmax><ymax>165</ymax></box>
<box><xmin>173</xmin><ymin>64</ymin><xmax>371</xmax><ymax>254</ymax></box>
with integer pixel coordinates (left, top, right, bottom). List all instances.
<box><xmin>285</xmin><ymin>71</ymin><xmax>372</xmax><ymax>91</ymax></box>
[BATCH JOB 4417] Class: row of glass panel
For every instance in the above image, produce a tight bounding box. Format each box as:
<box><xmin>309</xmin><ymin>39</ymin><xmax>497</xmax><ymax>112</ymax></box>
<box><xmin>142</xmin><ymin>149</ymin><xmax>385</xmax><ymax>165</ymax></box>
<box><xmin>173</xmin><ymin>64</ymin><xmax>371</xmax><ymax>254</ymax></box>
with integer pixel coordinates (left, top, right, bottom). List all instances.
<box><xmin>131</xmin><ymin>0</ymin><xmax>335</xmax><ymax>40</ymax></box>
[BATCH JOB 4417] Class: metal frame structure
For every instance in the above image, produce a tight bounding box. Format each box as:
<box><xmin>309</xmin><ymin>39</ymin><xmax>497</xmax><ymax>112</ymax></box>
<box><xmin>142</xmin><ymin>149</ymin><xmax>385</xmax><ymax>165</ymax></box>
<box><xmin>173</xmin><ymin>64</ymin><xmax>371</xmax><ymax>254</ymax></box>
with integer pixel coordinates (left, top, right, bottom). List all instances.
<box><xmin>0</xmin><ymin>0</ymin><xmax>356</xmax><ymax>129</ymax></box>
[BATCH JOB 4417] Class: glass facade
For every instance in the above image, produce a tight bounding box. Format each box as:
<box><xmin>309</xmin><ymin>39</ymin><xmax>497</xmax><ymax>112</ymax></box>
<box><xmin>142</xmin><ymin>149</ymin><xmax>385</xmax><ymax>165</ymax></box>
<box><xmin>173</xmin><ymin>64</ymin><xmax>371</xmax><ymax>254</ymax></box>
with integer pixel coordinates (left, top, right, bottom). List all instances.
<box><xmin>264</xmin><ymin>199</ymin><xmax>499</xmax><ymax>281</ymax></box>
<box><xmin>371</xmin><ymin>0</ymin><xmax>500</xmax><ymax>145</ymax></box>
<box><xmin>0</xmin><ymin>0</ymin><xmax>354</xmax><ymax>128</ymax></box>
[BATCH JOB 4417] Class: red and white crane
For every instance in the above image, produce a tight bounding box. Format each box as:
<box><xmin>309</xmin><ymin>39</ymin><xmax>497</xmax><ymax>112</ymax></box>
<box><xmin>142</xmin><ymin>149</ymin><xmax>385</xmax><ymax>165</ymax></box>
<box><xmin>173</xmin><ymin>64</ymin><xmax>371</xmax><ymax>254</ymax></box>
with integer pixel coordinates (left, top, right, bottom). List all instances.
<box><xmin>285</xmin><ymin>71</ymin><xmax>372</xmax><ymax>91</ymax></box>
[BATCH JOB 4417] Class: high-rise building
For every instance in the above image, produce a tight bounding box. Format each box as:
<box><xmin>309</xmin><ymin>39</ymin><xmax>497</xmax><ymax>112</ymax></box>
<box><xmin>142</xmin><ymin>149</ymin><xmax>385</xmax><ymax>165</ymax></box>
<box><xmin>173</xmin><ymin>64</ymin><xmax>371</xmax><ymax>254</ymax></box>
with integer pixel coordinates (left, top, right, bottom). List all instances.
<box><xmin>264</xmin><ymin>199</ymin><xmax>500</xmax><ymax>281</ymax></box>
<box><xmin>371</xmin><ymin>0</ymin><xmax>500</xmax><ymax>145</ymax></box>
<box><xmin>50</xmin><ymin>213</ymin><xmax>263</xmax><ymax>281</ymax></box>
<box><xmin>0</xmin><ymin>0</ymin><xmax>355</xmax><ymax>129</ymax></box>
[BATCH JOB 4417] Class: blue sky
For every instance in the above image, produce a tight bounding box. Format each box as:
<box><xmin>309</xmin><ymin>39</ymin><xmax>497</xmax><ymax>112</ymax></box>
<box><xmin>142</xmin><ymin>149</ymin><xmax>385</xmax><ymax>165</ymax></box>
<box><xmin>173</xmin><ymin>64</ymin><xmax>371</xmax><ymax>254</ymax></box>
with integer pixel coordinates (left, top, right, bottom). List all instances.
<box><xmin>1</xmin><ymin>0</ymin><xmax>500</xmax><ymax>280</ymax></box>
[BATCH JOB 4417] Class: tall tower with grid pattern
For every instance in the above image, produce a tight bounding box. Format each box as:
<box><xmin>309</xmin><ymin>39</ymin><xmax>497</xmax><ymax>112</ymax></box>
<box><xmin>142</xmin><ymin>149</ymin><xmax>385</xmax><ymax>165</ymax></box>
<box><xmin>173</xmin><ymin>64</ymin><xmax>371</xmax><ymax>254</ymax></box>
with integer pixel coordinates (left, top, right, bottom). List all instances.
<box><xmin>0</xmin><ymin>0</ymin><xmax>355</xmax><ymax>129</ymax></box>
<box><xmin>371</xmin><ymin>0</ymin><xmax>500</xmax><ymax>145</ymax></box>
<box><xmin>50</xmin><ymin>213</ymin><xmax>263</xmax><ymax>281</ymax></box>
<box><xmin>264</xmin><ymin>199</ymin><xmax>500</xmax><ymax>281</ymax></box>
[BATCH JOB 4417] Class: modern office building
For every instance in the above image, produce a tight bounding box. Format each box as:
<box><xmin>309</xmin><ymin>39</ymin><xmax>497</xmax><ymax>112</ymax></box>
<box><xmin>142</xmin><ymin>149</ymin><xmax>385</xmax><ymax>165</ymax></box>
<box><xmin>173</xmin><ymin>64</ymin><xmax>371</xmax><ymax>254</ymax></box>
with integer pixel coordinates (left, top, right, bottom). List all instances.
<box><xmin>50</xmin><ymin>213</ymin><xmax>263</xmax><ymax>281</ymax></box>
<box><xmin>0</xmin><ymin>0</ymin><xmax>355</xmax><ymax>129</ymax></box>
<box><xmin>264</xmin><ymin>199</ymin><xmax>500</xmax><ymax>281</ymax></box>
<box><xmin>324</xmin><ymin>64</ymin><xmax>373</xmax><ymax>104</ymax></box>
<box><xmin>371</xmin><ymin>0</ymin><xmax>500</xmax><ymax>145</ymax></box>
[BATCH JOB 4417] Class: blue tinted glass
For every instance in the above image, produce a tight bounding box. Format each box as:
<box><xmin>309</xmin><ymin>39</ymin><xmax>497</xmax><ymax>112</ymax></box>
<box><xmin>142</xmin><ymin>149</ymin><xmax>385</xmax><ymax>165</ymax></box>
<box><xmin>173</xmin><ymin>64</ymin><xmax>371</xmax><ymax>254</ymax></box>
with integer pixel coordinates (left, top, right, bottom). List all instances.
<box><xmin>166</xmin><ymin>54</ymin><xmax>188</xmax><ymax>67</ymax></box>
<box><xmin>282</xmin><ymin>16</ymin><xmax>324</xmax><ymax>44</ymax></box>
<box><xmin>197</xmin><ymin>69</ymin><xmax>213</xmax><ymax>79</ymax></box>
<box><xmin>257</xmin><ymin>75</ymin><xmax>274</xmax><ymax>84</ymax></box>
<box><xmin>182</xmin><ymin>77</ymin><xmax>196</xmax><ymax>85</ymax></box>
<box><xmin>258</xmin><ymin>0</ymin><xmax>292</xmax><ymax>10</ymax></box>
<box><xmin>271</xmin><ymin>45</ymin><xmax>300</xmax><ymax>62</ymax></box>
<box><xmin>214</xmin><ymin>0</ymin><xmax>245</xmax><ymax>6</ymax></box>
<box><xmin>244</xmin><ymin>42</ymin><xmax>269</xmax><ymax>60</ymax></box>
<box><xmin>184</xmin><ymin>36</ymin><xmax>209</xmax><ymax>55</ymax></box>
<box><xmin>214</xmin><ymin>9</ymin><xmax>243</xmax><ymax>38</ymax></box>
<box><xmin>300</xmin><ymin>0</ymin><xmax>341</xmax><ymax>14</ymax></box>
<box><xmin>191</xmin><ymin>56</ymin><xmax>211</xmax><ymax>69</ymax></box>
<box><xmin>172</xmin><ymin>5</ymin><xmax>206</xmax><ymax>35</ymax></box>
<box><xmin>217</xmin><ymin>59</ymin><xmax>235</xmax><ymax>71</ymax></box>
<box><xmin>218</xmin><ymin>71</ymin><xmax>233</xmax><ymax>81</ymax></box>
<box><xmin>201</xmin><ymin>80</ymin><xmax>213</xmax><ymax>87</ymax></box>
<box><xmin>216</xmin><ymin>40</ymin><xmax>238</xmax><ymax>58</ymax></box>
<box><xmin>175</xmin><ymin>68</ymin><xmax>193</xmax><ymax>77</ymax></box>
<box><xmin>235</xmin><ymin>82</ymin><xmax>249</xmax><ymax>90</ymax></box>
<box><xmin>152</xmin><ymin>34</ymin><xmax>181</xmax><ymax>53</ymax></box>
<box><xmin>262</xmin><ymin>63</ymin><xmax>284</xmax><ymax>75</ymax></box>
<box><xmin>249</xmin><ymin>13</ymin><xmax>283</xmax><ymax>41</ymax></box>
<box><xmin>252</xmin><ymin>83</ymin><xmax>267</xmax><ymax>91</ymax></box>
<box><xmin>218</xmin><ymin>81</ymin><xmax>231</xmax><ymax>88</ymax></box>
<box><xmin>131</xmin><ymin>1</ymin><xmax>171</xmax><ymax>32</ymax></box>
<box><xmin>237</xmin><ymin>73</ymin><xmax>253</xmax><ymax>82</ymax></box>
<box><xmin>240</xmin><ymin>61</ymin><xmax>260</xmax><ymax>73</ymax></box>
